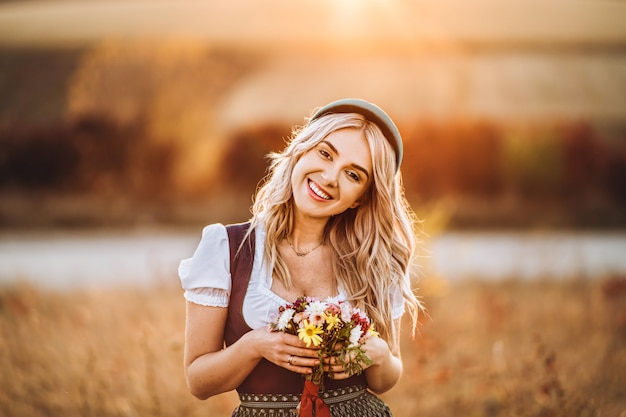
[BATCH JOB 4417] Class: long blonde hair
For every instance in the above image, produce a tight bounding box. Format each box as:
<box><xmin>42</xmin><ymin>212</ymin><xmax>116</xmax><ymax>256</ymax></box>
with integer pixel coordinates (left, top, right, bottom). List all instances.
<box><xmin>249</xmin><ymin>113</ymin><xmax>421</xmax><ymax>354</ymax></box>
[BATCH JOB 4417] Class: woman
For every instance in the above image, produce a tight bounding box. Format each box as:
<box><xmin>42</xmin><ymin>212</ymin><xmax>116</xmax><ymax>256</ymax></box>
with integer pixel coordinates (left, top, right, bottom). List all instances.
<box><xmin>179</xmin><ymin>98</ymin><xmax>422</xmax><ymax>416</ymax></box>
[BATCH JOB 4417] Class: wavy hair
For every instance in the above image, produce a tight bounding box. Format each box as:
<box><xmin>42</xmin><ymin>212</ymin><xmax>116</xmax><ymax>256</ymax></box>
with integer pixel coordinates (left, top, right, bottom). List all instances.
<box><xmin>249</xmin><ymin>113</ymin><xmax>422</xmax><ymax>354</ymax></box>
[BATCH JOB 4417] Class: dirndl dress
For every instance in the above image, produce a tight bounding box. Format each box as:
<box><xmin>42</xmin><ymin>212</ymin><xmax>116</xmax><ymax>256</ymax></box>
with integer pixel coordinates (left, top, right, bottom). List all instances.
<box><xmin>232</xmin><ymin>385</ymin><xmax>393</xmax><ymax>417</ymax></box>
<box><xmin>225</xmin><ymin>224</ymin><xmax>395</xmax><ymax>417</ymax></box>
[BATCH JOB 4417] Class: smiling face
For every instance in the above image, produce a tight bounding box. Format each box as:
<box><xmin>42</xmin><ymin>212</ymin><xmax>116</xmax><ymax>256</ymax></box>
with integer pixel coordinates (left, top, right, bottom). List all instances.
<box><xmin>290</xmin><ymin>127</ymin><xmax>373</xmax><ymax>221</ymax></box>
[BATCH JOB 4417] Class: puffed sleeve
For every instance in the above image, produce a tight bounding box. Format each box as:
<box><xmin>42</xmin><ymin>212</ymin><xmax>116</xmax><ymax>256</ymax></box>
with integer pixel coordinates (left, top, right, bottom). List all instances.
<box><xmin>178</xmin><ymin>223</ymin><xmax>231</xmax><ymax>307</ymax></box>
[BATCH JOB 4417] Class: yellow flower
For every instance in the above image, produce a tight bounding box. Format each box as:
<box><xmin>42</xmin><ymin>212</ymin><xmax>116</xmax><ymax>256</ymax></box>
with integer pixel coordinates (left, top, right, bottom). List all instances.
<box><xmin>323</xmin><ymin>312</ymin><xmax>341</xmax><ymax>330</ymax></box>
<box><xmin>368</xmin><ymin>324</ymin><xmax>380</xmax><ymax>338</ymax></box>
<box><xmin>297</xmin><ymin>320</ymin><xmax>324</xmax><ymax>347</ymax></box>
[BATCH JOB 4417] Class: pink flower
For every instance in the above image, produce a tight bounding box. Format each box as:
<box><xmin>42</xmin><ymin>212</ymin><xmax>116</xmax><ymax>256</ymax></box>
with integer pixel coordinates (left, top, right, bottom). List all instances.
<box><xmin>309</xmin><ymin>312</ymin><xmax>325</xmax><ymax>326</ymax></box>
<box><xmin>293</xmin><ymin>311</ymin><xmax>307</xmax><ymax>324</ymax></box>
<box><xmin>325</xmin><ymin>303</ymin><xmax>341</xmax><ymax>316</ymax></box>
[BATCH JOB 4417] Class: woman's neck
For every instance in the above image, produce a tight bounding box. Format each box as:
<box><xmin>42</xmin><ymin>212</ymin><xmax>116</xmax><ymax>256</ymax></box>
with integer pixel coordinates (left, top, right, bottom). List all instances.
<box><xmin>290</xmin><ymin>213</ymin><xmax>327</xmax><ymax>247</ymax></box>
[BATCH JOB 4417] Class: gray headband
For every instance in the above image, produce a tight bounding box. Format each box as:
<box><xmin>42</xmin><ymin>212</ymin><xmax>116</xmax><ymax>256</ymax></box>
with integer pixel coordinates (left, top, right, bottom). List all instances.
<box><xmin>310</xmin><ymin>98</ymin><xmax>403</xmax><ymax>171</ymax></box>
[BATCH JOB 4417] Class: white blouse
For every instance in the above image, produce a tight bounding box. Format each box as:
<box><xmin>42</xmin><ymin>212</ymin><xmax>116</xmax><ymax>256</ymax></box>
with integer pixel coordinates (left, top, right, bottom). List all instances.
<box><xmin>178</xmin><ymin>223</ymin><xmax>405</xmax><ymax>329</ymax></box>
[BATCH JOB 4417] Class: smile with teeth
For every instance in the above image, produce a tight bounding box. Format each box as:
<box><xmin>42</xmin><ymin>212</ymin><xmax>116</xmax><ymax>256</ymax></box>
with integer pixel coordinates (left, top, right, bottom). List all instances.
<box><xmin>308</xmin><ymin>180</ymin><xmax>332</xmax><ymax>200</ymax></box>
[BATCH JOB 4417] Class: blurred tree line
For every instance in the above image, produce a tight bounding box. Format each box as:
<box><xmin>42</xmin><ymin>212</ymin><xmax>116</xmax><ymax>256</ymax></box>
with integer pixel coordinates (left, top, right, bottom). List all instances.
<box><xmin>403</xmin><ymin>120</ymin><xmax>626</xmax><ymax>203</ymax></box>
<box><xmin>1</xmin><ymin>113</ymin><xmax>625</xmax><ymax>229</ymax></box>
<box><xmin>1</xmin><ymin>42</ymin><xmax>625</xmax><ymax>229</ymax></box>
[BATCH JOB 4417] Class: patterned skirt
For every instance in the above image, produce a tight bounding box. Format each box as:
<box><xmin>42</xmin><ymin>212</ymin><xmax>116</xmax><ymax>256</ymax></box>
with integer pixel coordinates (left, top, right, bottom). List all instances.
<box><xmin>231</xmin><ymin>385</ymin><xmax>393</xmax><ymax>417</ymax></box>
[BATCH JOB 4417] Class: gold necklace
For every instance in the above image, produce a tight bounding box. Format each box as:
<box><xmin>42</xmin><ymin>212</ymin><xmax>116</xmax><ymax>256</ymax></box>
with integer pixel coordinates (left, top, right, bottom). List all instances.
<box><xmin>286</xmin><ymin>237</ymin><xmax>323</xmax><ymax>257</ymax></box>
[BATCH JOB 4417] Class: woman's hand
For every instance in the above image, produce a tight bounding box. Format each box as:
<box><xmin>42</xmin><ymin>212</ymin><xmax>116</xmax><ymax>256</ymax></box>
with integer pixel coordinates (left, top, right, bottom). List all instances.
<box><xmin>247</xmin><ymin>328</ymin><xmax>321</xmax><ymax>375</ymax></box>
<box><xmin>322</xmin><ymin>337</ymin><xmax>390</xmax><ymax>380</ymax></box>
<box><xmin>321</xmin><ymin>317</ymin><xmax>404</xmax><ymax>394</ymax></box>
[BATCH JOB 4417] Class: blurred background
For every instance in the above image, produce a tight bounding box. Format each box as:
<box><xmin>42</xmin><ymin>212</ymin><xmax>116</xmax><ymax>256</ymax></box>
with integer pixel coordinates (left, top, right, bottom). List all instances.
<box><xmin>1</xmin><ymin>0</ymin><xmax>625</xmax><ymax>416</ymax></box>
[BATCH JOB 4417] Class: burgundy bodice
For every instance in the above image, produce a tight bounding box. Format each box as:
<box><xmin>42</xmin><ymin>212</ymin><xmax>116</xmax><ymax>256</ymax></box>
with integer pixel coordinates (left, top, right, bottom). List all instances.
<box><xmin>224</xmin><ymin>222</ymin><xmax>367</xmax><ymax>395</ymax></box>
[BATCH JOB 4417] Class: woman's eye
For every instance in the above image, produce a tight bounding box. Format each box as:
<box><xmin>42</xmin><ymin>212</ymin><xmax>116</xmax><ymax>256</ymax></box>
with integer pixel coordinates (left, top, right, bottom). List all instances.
<box><xmin>346</xmin><ymin>171</ymin><xmax>360</xmax><ymax>182</ymax></box>
<box><xmin>319</xmin><ymin>149</ymin><xmax>331</xmax><ymax>160</ymax></box>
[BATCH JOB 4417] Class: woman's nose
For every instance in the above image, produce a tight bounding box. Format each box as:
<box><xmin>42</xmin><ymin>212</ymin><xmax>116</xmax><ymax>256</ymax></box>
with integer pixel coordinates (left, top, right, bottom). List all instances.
<box><xmin>321</xmin><ymin>170</ymin><xmax>338</xmax><ymax>187</ymax></box>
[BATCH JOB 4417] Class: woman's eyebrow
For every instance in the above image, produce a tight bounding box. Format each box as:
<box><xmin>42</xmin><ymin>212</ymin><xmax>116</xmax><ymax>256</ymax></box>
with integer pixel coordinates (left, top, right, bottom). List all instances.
<box><xmin>321</xmin><ymin>140</ymin><xmax>371</xmax><ymax>179</ymax></box>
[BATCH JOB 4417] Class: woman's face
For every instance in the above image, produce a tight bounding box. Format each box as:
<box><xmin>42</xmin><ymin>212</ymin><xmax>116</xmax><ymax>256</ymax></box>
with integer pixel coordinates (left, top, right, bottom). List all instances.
<box><xmin>291</xmin><ymin>128</ymin><xmax>373</xmax><ymax>220</ymax></box>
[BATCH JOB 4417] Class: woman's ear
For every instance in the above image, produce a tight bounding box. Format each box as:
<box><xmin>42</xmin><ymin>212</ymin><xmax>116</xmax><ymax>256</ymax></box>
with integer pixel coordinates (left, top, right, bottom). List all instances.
<box><xmin>349</xmin><ymin>201</ymin><xmax>361</xmax><ymax>209</ymax></box>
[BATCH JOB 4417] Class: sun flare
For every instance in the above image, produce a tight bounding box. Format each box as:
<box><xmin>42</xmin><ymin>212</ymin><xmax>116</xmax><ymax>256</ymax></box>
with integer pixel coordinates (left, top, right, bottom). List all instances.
<box><xmin>324</xmin><ymin>0</ymin><xmax>413</xmax><ymax>45</ymax></box>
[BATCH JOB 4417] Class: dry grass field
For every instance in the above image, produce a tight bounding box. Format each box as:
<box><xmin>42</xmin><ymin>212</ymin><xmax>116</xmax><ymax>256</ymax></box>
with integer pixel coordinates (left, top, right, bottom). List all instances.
<box><xmin>1</xmin><ymin>276</ymin><xmax>624</xmax><ymax>417</ymax></box>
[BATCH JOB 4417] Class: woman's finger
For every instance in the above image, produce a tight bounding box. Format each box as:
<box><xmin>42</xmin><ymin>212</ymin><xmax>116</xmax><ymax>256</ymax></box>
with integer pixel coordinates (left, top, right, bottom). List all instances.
<box><xmin>285</xmin><ymin>354</ymin><xmax>319</xmax><ymax>369</ymax></box>
<box><xmin>281</xmin><ymin>333</ymin><xmax>321</xmax><ymax>357</ymax></box>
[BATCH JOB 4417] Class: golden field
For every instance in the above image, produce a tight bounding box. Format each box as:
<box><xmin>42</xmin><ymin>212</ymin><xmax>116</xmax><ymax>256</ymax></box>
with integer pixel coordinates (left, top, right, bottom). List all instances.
<box><xmin>1</xmin><ymin>277</ymin><xmax>625</xmax><ymax>417</ymax></box>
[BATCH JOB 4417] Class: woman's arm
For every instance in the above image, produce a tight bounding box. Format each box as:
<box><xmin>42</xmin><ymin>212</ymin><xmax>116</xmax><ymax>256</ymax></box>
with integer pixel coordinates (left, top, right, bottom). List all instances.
<box><xmin>184</xmin><ymin>302</ymin><xmax>319</xmax><ymax>400</ymax></box>
<box><xmin>361</xmin><ymin>333</ymin><xmax>403</xmax><ymax>394</ymax></box>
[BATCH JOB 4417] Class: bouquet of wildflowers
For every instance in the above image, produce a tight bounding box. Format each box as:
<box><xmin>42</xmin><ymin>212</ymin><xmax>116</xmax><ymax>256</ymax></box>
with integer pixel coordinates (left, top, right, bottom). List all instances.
<box><xmin>270</xmin><ymin>296</ymin><xmax>380</xmax><ymax>416</ymax></box>
<box><xmin>269</xmin><ymin>296</ymin><xmax>379</xmax><ymax>387</ymax></box>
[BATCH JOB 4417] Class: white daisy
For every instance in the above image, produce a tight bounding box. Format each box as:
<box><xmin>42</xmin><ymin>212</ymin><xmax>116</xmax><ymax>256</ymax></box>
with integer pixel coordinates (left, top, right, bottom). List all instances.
<box><xmin>324</xmin><ymin>295</ymin><xmax>342</xmax><ymax>304</ymax></box>
<box><xmin>276</xmin><ymin>308</ymin><xmax>295</xmax><ymax>331</ymax></box>
<box><xmin>348</xmin><ymin>324</ymin><xmax>363</xmax><ymax>348</ymax></box>
<box><xmin>305</xmin><ymin>300</ymin><xmax>328</xmax><ymax>316</ymax></box>
<box><xmin>340</xmin><ymin>302</ymin><xmax>353</xmax><ymax>323</ymax></box>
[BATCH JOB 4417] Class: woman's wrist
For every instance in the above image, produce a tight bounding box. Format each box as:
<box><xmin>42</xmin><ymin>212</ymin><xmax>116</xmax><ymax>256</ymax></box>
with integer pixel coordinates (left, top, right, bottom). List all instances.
<box><xmin>241</xmin><ymin>327</ymin><xmax>268</xmax><ymax>361</ymax></box>
<box><xmin>365</xmin><ymin>337</ymin><xmax>391</xmax><ymax>368</ymax></box>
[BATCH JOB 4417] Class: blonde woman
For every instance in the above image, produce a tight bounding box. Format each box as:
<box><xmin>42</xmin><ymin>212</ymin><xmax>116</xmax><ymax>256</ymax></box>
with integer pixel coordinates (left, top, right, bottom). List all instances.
<box><xmin>179</xmin><ymin>98</ymin><xmax>422</xmax><ymax>417</ymax></box>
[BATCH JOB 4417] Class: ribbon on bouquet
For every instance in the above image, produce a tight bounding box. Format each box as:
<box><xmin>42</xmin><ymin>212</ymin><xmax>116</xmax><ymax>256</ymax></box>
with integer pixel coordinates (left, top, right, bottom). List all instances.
<box><xmin>299</xmin><ymin>380</ymin><xmax>331</xmax><ymax>417</ymax></box>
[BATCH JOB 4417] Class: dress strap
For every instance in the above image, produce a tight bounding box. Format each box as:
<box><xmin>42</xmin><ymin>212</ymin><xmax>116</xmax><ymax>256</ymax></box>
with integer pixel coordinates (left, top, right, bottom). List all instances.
<box><xmin>226</xmin><ymin>221</ymin><xmax>254</xmax><ymax>285</ymax></box>
<box><xmin>224</xmin><ymin>222</ymin><xmax>255</xmax><ymax>347</ymax></box>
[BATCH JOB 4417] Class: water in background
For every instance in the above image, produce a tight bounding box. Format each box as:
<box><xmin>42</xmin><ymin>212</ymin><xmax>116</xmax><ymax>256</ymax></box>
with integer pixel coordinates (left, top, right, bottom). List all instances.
<box><xmin>429</xmin><ymin>231</ymin><xmax>626</xmax><ymax>280</ymax></box>
<box><xmin>1</xmin><ymin>230</ymin><xmax>625</xmax><ymax>290</ymax></box>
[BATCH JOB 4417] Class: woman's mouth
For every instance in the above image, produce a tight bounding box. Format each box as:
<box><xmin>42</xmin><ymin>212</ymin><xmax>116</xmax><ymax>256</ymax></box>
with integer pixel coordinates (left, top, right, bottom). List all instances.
<box><xmin>308</xmin><ymin>180</ymin><xmax>332</xmax><ymax>200</ymax></box>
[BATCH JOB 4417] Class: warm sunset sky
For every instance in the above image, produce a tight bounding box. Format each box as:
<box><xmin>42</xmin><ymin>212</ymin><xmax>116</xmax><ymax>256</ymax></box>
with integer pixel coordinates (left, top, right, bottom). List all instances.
<box><xmin>0</xmin><ymin>0</ymin><xmax>625</xmax><ymax>48</ymax></box>
<box><xmin>2</xmin><ymin>0</ymin><xmax>625</xmax><ymax>129</ymax></box>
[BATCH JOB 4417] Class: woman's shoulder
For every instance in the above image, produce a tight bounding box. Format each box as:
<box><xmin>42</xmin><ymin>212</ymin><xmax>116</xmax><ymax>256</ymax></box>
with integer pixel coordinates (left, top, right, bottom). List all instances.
<box><xmin>178</xmin><ymin>223</ymin><xmax>231</xmax><ymax>293</ymax></box>
<box><xmin>198</xmin><ymin>222</ymin><xmax>261</xmax><ymax>255</ymax></box>
<box><xmin>200</xmin><ymin>222</ymin><xmax>228</xmax><ymax>239</ymax></box>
